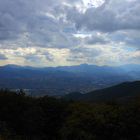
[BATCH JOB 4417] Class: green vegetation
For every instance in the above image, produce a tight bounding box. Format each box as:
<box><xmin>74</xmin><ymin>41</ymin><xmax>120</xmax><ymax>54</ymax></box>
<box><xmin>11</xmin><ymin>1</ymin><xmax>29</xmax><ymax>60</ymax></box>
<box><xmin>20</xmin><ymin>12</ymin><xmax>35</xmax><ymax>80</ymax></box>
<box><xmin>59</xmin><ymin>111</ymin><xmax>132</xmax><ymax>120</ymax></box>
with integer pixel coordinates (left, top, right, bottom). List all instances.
<box><xmin>0</xmin><ymin>89</ymin><xmax>140</xmax><ymax>140</ymax></box>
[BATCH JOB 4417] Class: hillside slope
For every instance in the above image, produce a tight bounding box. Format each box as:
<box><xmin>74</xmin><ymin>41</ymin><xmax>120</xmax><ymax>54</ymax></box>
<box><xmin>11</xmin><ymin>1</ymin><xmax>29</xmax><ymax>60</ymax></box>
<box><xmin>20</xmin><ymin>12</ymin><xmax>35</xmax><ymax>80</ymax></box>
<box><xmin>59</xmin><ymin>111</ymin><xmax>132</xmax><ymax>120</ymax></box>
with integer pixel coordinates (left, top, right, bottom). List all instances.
<box><xmin>64</xmin><ymin>81</ymin><xmax>140</xmax><ymax>102</ymax></box>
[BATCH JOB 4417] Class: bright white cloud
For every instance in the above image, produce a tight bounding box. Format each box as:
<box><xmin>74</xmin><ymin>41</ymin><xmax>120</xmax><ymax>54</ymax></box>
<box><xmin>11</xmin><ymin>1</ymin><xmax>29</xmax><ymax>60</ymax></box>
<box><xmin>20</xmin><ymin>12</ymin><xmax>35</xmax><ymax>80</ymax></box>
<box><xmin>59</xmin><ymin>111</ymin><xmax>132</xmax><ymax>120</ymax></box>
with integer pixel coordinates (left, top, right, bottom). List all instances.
<box><xmin>82</xmin><ymin>0</ymin><xmax>105</xmax><ymax>8</ymax></box>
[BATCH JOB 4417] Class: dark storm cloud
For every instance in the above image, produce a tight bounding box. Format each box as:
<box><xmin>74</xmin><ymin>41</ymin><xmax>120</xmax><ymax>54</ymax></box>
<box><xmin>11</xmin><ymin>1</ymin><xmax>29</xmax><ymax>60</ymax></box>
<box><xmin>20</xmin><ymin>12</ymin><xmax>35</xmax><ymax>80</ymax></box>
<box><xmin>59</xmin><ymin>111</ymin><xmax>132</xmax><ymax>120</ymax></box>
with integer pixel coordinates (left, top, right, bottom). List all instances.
<box><xmin>0</xmin><ymin>0</ymin><xmax>78</xmax><ymax>48</ymax></box>
<box><xmin>67</xmin><ymin>0</ymin><xmax>140</xmax><ymax>32</ymax></box>
<box><xmin>0</xmin><ymin>0</ymin><xmax>140</xmax><ymax>46</ymax></box>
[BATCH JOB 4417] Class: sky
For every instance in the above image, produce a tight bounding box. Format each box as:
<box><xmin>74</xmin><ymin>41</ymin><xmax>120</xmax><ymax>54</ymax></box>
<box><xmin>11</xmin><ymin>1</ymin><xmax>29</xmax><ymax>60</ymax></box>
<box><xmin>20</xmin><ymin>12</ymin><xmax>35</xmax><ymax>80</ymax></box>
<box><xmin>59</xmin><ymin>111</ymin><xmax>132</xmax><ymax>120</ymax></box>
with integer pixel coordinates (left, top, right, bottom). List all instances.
<box><xmin>0</xmin><ymin>0</ymin><xmax>139</xmax><ymax>67</ymax></box>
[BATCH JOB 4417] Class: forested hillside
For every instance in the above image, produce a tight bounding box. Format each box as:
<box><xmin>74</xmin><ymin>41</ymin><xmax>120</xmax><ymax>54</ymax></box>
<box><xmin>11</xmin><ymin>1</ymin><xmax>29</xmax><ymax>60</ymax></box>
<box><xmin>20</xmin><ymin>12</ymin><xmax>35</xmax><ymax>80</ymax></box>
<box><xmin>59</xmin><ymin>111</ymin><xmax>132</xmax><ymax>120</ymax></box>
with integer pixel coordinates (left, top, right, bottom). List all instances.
<box><xmin>64</xmin><ymin>81</ymin><xmax>140</xmax><ymax>102</ymax></box>
<box><xmin>0</xmin><ymin>89</ymin><xmax>140</xmax><ymax>140</ymax></box>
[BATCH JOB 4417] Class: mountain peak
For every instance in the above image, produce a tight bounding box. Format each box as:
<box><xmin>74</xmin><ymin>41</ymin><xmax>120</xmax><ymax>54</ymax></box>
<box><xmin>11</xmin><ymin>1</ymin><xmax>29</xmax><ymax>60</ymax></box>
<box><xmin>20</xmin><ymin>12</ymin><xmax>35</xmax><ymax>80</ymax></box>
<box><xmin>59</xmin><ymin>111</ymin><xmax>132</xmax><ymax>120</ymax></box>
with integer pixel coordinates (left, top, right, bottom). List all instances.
<box><xmin>1</xmin><ymin>64</ymin><xmax>22</xmax><ymax>69</ymax></box>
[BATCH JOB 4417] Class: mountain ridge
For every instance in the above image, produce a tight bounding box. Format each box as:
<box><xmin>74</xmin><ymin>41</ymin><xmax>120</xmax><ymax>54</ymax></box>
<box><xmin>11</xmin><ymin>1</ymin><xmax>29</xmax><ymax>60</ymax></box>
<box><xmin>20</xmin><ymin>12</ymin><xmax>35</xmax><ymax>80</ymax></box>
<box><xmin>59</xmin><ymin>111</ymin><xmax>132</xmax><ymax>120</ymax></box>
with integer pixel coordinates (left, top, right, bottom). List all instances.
<box><xmin>0</xmin><ymin>64</ymin><xmax>140</xmax><ymax>96</ymax></box>
<box><xmin>64</xmin><ymin>81</ymin><xmax>140</xmax><ymax>102</ymax></box>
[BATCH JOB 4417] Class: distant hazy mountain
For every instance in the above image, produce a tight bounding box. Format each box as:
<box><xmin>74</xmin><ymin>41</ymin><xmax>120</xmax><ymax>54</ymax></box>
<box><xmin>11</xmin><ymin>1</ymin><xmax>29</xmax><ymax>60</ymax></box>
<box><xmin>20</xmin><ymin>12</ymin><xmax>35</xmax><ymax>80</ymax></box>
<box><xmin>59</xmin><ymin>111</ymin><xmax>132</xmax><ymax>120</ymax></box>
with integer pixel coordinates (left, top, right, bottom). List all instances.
<box><xmin>64</xmin><ymin>81</ymin><xmax>140</xmax><ymax>102</ymax></box>
<box><xmin>0</xmin><ymin>64</ymin><xmax>140</xmax><ymax>96</ymax></box>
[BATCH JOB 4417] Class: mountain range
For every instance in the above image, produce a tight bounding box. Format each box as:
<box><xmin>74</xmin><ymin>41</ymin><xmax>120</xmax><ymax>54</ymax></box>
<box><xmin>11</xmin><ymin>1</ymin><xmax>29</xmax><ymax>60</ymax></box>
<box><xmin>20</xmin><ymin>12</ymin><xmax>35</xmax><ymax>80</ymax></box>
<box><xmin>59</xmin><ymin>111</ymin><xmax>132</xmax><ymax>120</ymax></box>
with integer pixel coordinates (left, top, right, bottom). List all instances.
<box><xmin>0</xmin><ymin>64</ymin><xmax>140</xmax><ymax>96</ymax></box>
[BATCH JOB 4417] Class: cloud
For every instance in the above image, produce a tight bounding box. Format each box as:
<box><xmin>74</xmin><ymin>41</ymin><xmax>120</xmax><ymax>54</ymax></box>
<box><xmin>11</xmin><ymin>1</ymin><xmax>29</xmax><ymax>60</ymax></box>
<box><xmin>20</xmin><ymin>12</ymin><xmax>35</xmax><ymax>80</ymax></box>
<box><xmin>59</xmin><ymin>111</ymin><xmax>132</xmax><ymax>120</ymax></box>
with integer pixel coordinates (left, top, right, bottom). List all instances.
<box><xmin>0</xmin><ymin>53</ymin><xmax>7</xmax><ymax>60</ymax></box>
<box><xmin>0</xmin><ymin>0</ymin><xmax>78</xmax><ymax>49</ymax></box>
<box><xmin>67</xmin><ymin>0</ymin><xmax>140</xmax><ymax>32</ymax></box>
<box><xmin>42</xmin><ymin>52</ymin><xmax>54</xmax><ymax>62</ymax></box>
<box><xmin>107</xmin><ymin>30</ymin><xmax>140</xmax><ymax>50</ymax></box>
<box><xmin>86</xmin><ymin>35</ymin><xmax>109</xmax><ymax>45</ymax></box>
<box><xmin>0</xmin><ymin>0</ymin><xmax>139</xmax><ymax>66</ymax></box>
<box><xmin>67</xmin><ymin>47</ymin><xmax>101</xmax><ymax>63</ymax></box>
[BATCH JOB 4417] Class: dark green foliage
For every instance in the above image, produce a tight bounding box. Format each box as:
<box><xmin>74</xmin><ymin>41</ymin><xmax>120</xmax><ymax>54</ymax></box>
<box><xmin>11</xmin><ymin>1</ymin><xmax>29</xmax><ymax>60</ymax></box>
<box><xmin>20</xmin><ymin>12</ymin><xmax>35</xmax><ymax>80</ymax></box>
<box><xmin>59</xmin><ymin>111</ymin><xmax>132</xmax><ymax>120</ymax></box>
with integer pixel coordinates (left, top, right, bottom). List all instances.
<box><xmin>61</xmin><ymin>102</ymin><xmax>140</xmax><ymax>140</ymax></box>
<box><xmin>0</xmin><ymin>89</ymin><xmax>140</xmax><ymax>139</ymax></box>
<box><xmin>0</xmin><ymin>89</ymin><xmax>68</xmax><ymax>139</ymax></box>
